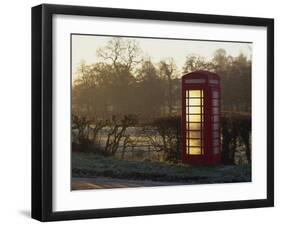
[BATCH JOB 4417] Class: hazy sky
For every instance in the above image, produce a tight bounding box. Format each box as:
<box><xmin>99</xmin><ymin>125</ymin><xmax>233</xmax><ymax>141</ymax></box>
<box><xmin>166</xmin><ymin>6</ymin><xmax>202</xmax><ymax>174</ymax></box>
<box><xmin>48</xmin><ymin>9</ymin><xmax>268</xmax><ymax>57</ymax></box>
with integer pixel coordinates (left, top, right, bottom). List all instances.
<box><xmin>72</xmin><ymin>34</ymin><xmax>252</xmax><ymax>80</ymax></box>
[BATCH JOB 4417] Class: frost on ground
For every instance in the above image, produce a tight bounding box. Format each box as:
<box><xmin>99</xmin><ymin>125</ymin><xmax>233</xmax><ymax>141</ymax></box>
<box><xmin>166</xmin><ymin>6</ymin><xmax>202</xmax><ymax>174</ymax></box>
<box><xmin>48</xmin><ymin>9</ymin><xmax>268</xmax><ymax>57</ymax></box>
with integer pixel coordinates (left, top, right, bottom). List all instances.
<box><xmin>72</xmin><ymin>152</ymin><xmax>251</xmax><ymax>189</ymax></box>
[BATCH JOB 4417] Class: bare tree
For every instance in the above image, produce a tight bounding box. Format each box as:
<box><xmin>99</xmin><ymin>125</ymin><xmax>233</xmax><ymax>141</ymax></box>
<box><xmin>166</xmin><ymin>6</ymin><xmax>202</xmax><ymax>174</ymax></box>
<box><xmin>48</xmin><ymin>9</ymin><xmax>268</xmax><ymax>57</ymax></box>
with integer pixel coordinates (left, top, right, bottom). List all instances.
<box><xmin>182</xmin><ymin>54</ymin><xmax>213</xmax><ymax>74</ymax></box>
<box><xmin>97</xmin><ymin>37</ymin><xmax>141</xmax><ymax>73</ymax></box>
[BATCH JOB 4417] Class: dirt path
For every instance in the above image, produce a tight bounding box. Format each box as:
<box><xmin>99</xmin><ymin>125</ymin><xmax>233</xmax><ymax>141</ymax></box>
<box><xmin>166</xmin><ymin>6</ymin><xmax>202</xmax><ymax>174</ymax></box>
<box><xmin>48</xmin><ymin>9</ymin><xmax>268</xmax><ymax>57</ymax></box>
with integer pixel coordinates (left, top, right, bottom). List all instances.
<box><xmin>72</xmin><ymin>177</ymin><xmax>181</xmax><ymax>190</ymax></box>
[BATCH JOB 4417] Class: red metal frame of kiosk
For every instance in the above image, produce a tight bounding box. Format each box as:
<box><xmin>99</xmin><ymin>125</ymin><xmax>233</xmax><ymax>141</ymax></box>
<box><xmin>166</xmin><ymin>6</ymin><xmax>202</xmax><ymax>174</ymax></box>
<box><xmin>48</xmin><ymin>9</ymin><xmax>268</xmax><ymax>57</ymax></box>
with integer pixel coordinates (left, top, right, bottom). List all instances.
<box><xmin>181</xmin><ymin>70</ymin><xmax>221</xmax><ymax>165</ymax></box>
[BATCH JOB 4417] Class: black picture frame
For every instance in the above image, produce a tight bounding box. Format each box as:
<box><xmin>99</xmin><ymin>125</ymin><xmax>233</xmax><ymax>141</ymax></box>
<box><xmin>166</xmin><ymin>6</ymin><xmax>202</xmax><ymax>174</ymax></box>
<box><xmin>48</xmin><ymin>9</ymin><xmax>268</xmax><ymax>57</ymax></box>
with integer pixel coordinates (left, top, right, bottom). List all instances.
<box><xmin>32</xmin><ymin>3</ymin><xmax>274</xmax><ymax>222</ymax></box>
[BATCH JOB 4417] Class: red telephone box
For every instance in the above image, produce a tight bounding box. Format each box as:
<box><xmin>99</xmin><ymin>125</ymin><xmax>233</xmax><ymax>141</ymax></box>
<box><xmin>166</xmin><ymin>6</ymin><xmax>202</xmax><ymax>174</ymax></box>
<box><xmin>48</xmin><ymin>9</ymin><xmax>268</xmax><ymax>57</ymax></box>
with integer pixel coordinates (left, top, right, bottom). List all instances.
<box><xmin>181</xmin><ymin>70</ymin><xmax>221</xmax><ymax>165</ymax></box>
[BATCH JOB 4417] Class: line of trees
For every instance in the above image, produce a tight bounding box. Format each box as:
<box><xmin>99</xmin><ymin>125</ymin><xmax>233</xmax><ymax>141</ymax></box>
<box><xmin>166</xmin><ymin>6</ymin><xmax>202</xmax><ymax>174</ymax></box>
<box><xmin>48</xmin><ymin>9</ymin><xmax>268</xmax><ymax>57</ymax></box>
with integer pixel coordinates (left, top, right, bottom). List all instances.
<box><xmin>72</xmin><ymin>37</ymin><xmax>251</xmax><ymax>122</ymax></box>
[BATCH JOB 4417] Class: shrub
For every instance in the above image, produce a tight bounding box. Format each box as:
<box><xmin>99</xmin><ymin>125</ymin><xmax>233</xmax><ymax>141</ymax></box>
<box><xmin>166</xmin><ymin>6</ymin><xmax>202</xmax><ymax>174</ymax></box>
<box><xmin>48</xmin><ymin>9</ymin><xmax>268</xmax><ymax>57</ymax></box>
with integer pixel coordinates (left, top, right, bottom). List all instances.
<box><xmin>71</xmin><ymin>114</ymin><xmax>105</xmax><ymax>154</ymax></box>
<box><xmin>103</xmin><ymin>115</ymin><xmax>138</xmax><ymax>156</ymax></box>
<box><xmin>221</xmin><ymin>112</ymin><xmax>251</xmax><ymax>164</ymax></box>
<box><xmin>149</xmin><ymin>115</ymin><xmax>181</xmax><ymax>162</ymax></box>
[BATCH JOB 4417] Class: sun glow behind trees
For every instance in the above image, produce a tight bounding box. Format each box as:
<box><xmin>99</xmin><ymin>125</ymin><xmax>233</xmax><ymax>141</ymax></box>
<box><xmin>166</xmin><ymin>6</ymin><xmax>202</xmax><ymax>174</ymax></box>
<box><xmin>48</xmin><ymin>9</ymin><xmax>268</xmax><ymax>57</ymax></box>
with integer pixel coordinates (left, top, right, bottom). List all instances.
<box><xmin>72</xmin><ymin>36</ymin><xmax>252</xmax><ymax>121</ymax></box>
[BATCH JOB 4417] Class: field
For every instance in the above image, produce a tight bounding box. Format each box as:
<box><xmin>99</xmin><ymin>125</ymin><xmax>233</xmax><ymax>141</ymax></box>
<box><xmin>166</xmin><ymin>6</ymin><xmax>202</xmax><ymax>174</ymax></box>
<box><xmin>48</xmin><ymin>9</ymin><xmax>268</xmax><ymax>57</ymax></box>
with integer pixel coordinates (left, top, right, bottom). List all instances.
<box><xmin>72</xmin><ymin>152</ymin><xmax>251</xmax><ymax>190</ymax></box>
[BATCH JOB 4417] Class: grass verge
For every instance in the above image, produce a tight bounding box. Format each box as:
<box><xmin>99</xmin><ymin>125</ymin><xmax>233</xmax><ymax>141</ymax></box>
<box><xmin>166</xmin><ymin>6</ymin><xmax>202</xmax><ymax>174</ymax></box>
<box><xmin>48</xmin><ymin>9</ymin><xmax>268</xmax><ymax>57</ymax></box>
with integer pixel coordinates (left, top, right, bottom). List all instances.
<box><xmin>72</xmin><ymin>152</ymin><xmax>251</xmax><ymax>184</ymax></box>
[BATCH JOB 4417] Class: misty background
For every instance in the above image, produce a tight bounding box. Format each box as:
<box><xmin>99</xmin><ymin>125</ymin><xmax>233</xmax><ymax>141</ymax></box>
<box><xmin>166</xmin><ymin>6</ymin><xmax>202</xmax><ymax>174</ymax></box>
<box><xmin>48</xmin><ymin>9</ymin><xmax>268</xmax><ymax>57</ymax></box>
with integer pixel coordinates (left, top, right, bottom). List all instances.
<box><xmin>72</xmin><ymin>35</ymin><xmax>251</xmax><ymax>120</ymax></box>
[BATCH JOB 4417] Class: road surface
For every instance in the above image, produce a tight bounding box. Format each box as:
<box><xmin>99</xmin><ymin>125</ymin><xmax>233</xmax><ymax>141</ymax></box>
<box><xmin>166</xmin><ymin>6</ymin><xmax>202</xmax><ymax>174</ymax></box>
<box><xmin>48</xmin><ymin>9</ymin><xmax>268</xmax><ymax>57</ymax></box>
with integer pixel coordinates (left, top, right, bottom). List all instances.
<box><xmin>72</xmin><ymin>177</ymin><xmax>181</xmax><ymax>190</ymax></box>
